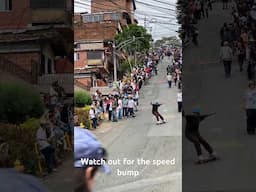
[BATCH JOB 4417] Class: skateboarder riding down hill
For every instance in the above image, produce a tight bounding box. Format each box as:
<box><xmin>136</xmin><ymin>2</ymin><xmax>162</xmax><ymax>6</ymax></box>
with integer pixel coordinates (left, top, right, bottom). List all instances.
<box><xmin>183</xmin><ymin>109</ymin><xmax>217</xmax><ymax>163</ymax></box>
<box><xmin>151</xmin><ymin>101</ymin><xmax>166</xmax><ymax>125</ymax></box>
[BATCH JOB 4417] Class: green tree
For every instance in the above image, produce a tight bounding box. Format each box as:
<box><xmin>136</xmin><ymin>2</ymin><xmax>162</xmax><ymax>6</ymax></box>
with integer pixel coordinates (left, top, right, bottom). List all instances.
<box><xmin>115</xmin><ymin>24</ymin><xmax>152</xmax><ymax>54</ymax></box>
<box><xmin>0</xmin><ymin>81</ymin><xmax>44</xmax><ymax>124</ymax></box>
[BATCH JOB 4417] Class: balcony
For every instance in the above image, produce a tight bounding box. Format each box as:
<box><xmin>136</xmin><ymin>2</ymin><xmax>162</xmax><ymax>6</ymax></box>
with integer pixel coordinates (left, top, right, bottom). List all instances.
<box><xmin>31</xmin><ymin>9</ymin><xmax>71</xmax><ymax>25</ymax></box>
<box><xmin>30</xmin><ymin>0</ymin><xmax>71</xmax><ymax>25</ymax></box>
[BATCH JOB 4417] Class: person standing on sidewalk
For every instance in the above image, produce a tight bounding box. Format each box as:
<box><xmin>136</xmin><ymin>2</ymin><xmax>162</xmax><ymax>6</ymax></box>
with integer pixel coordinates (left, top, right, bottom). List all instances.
<box><xmin>127</xmin><ymin>95</ymin><xmax>136</xmax><ymax>117</ymax></box>
<box><xmin>236</xmin><ymin>41</ymin><xmax>246</xmax><ymax>72</ymax></box>
<box><xmin>207</xmin><ymin>0</ymin><xmax>212</xmax><ymax>11</ymax></box>
<box><xmin>177</xmin><ymin>90</ymin><xmax>183</xmax><ymax>113</ymax></box>
<box><xmin>200</xmin><ymin>0</ymin><xmax>205</xmax><ymax>18</ymax></box>
<box><xmin>244</xmin><ymin>81</ymin><xmax>256</xmax><ymax>134</ymax></box>
<box><xmin>106</xmin><ymin>97</ymin><xmax>112</xmax><ymax>121</ymax></box>
<box><xmin>151</xmin><ymin>101</ymin><xmax>166</xmax><ymax>125</ymax></box>
<box><xmin>220</xmin><ymin>41</ymin><xmax>233</xmax><ymax>78</ymax></box>
<box><xmin>183</xmin><ymin>109</ymin><xmax>217</xmax><ymax>163</ymax></box>
<box><xmin>111</xmin><ymin>97</ymin><xmax>118</xmax><ymax>122</ymax></box>
<box><xmin>167</xmin><ymin>73</ymin><xmax>172</xmax><ymax>88</ymax></box>
<box><xmin>222</xmin><ymin>0</ymin><xmax>228</xmax><ymax>10</ymax></box>
<box><xmin>205</xmin><ymin>5</ymin><xmax>209</xmax><ymax>18</ymax></box>
<box><xmin>117</xmin><ymin>96</ymin><xmax>123</xmax><ymax>120</ymax></box>
<box><xmin>122</xmin><ymin>95</ymin><xmax>129</xmax><ymax>118</ymax></box>
<box><xmin>173</xmin><ymin>71</ymin><xmax>178</xmax><ymax>86</ymax></box>
<box><xmin>89</xmin><ymin>105</ymin><xmax>97</xmax><ymax>129</ymax></box>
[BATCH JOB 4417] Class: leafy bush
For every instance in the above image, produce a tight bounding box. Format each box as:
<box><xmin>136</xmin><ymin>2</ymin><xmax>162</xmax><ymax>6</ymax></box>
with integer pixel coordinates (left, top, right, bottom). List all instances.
<box><xmin>75</xmin><ymin>106</ymin><xmax>91</xmax><ymax>128</ymax></box>
<box><xmin>0</xmin><ymin>119</ymin><xmax>40</xmax><ymax>174</ymax></box>
<box><xmin>74</xmin><ymin>90</ymin><xmax>92</xmax><ymax>107</ymax></box>
<box><xmin>20</xmin><ymin>118</ymin><xmax>40</xmax><ymax>131</ymax></box>
<box><xmin>0</xmin><ymin>81</ymin><xmax>44</xmax><ymax>124</ymax></box>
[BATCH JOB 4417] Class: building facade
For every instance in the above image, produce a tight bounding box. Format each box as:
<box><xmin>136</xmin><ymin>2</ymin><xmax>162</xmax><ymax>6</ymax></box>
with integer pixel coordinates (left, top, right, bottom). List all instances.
<box><xmin>0</xmin><ymin>0</ymin><xmax>73</xmax><ymax>94</ymax></box>
<box><xmin>74</xmin><ymin>0</ymin><xmax>137</xmax><ymax>90</ymax></box>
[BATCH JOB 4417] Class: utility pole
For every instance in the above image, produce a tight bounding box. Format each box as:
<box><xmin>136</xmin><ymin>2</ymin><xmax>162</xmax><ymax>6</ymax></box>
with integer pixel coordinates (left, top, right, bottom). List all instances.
<box><xmin>135</xmin><ymin>40</ymin><xmax>137</xmax><ymax>66</ymax></box>
<box><xmin>113</xmin><ymin>42</ymin><xmax>117</xmax><ymax>83</ymax></box>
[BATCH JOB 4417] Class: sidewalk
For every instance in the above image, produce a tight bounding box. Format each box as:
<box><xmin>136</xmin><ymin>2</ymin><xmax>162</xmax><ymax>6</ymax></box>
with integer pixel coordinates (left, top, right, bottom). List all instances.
<box><xmin>41</xmin><ymin>153</ymin><xmax>73</xmax><ymax>192</ymax></box>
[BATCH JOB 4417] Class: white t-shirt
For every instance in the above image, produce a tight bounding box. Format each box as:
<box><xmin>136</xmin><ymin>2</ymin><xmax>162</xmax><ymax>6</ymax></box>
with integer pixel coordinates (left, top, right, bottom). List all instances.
<box><xmin>245</xmin><ymin>89</ymin><xmax>256</xmax><ymax>109</ymax></box>
<box><xmin>36</xmin><ymin>127</ymin><xmax>50</xmax><ymax>150</ymax></box>
<box><xmin>167</xmin><ymin>74</ymin><xmax>172</xmax><ymax>81</ymax></box>
<box><xmin>128</xmin><ymin>99</ymin><xmax>135</xmax><ymax>108</ymax></box>
<box><xmin>177</xmin><ymin>92</ymin><xmax>182</xmax><ymax>102</ymax></box>
<box><xmin>220</xmin><ymin>46</ymin><xmax>233</xmax><ymax>61</ymax></box>
<box><xmin>89</xmin><ymin>108</ymin><xmax>96</xmax><ymax>119</ymax></box>
<box><xmin>117</xmin><ymin>99</ymin><xmax>123</xmax><ymax>110</ymax></box>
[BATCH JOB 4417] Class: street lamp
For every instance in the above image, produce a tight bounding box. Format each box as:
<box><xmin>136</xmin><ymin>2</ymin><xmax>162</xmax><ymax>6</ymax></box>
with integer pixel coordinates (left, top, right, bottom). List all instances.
<box><xmin>109</xmin><ymin>36</ymin><xmax>147</xmax><ymax>83</ymax></box>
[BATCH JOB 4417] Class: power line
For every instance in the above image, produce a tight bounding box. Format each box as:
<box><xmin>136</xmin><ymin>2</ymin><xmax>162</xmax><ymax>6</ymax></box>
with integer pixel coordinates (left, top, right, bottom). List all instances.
<box><xmin>136</xmin><ymin>10</ymin><xmax>176</xmax><ymax>18</ymax></box>
<box><xmin>135</xmin><ymin>14</ymin><xmax>179</xmax><ymax>26</ymax></box>
<box><xmin>75</xmin><ymin>0</ymin><xmax>177</xmax><ymax>20</ymax></box>
<box><xmin>135</xmin><ymin>0</ymin><xmax>176</xmax><ymax>12</ymax></box>
<box><xmin>151</xmin><ymin>0</ymin><xmax>177</xmax><ymax>7</ymax></box>
<box><xmin>75</xmin><ymin>0</ymin><xmax>178</xmax><ymax>38</ymax></box>
<box><xmin>135</xmin><ymin>4</ymin><xmax>176</xmax><ymax>16</ymax></box>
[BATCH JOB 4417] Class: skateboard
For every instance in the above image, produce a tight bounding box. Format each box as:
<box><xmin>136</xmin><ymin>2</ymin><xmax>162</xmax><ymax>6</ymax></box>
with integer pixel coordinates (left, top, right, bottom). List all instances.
<box><xmin>156</xmin><ymin>121</ymin><xmax>166</xmax><ymax>125</ymax></box>
<box><xmin>195</xmin><ymin>157</ymin><xmax>219</xmax><ymax>165</ymax></box>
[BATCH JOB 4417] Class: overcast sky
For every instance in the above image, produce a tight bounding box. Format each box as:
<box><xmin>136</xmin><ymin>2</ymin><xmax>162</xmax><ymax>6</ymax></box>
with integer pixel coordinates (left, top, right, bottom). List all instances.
<box><xmin>74</xmin><ymin>0</ymin><xmax>179</xmax><ymax>40</ymax></box>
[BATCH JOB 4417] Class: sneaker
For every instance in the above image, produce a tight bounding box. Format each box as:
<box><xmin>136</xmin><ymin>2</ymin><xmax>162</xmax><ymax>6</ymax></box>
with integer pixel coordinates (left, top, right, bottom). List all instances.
<box><xmin>196</xmin><ymin>155</ymin><xmax>205</xmax><ymax>164</ymax></box>
<box><xmin>161</xmin><ymin>120</ymin><xmax>166</xmax><ymax>123</ymax></box>
<box><xmin>209</xmin><ymin>152</ymin><xmax>217</xmax><ymax>160</ymax></box>
<box><xmin>156</xmin><ymin>121</ymin><xmax>161</xmax><ymax>125</ymax></box>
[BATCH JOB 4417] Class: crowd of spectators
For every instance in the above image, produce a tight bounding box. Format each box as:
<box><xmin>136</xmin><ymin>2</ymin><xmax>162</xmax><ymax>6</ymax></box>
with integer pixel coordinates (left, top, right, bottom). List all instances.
<box><xmin>179</xmin><ymin>0</ymin><xmax>213</xmax><ymax>47</ymax></box>
<box><xmin>166</xmin><ymin>48</ymin><xmax>182</xmax><ymax>90</ymax></box>
<box><xmin>218</xmin><ymin>0</ymin><xmax>256</xmax><ymax>134</ymax></box>
<box><xmin>36</xmin><ymin>81</ymin><xmax>73</xmax><ymax>174</ymax></box>
<box><xmin>219</xmin><ymin>0</ymin><xmax>256</xmax><ymax>80</ymax></box>
<box><xmin>88</xmin><ymin>51</ymin><xmax>167</xmax><ymax>128</ymax></box>
<box><xmin>87</xmin><ymin>47</ymin><xmax>182</xmax><ymax>129</ymax></box>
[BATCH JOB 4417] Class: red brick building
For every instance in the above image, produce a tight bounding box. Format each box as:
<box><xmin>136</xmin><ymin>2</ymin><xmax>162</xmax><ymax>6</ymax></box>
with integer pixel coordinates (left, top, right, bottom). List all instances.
<box><xmin>74</xmin><ymin>0</ymin><xmax>137</xmax><ymax>90</ymax></box>
<box><xmin>0</xmin><ymin>0</ymin><xmax>73</xmax><ymax>94</ymax></box>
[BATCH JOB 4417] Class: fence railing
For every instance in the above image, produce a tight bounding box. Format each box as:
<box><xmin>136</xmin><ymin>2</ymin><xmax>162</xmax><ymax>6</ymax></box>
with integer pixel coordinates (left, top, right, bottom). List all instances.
<box><xmin>0</xmin><ymin>56</ymin><xmax>33</xmax><ymax>83</ymax></box>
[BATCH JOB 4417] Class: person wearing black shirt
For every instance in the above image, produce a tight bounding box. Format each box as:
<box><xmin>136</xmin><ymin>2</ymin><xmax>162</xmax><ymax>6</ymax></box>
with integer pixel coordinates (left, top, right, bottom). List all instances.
<box><xmin>151</xmin><ymin>102</ymin><xmax>165</xmax><ymax>124</ymax></box>
<box><xmin>183</xmin><ymin>109</ymin><xmax>217</xmax><ymax>163</ymax></box>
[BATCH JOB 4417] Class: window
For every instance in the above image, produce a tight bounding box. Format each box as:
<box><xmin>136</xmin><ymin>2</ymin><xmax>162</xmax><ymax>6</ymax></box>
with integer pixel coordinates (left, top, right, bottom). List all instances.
<box><xmin>30</xmin><ymin>0</ymin><xmax>65</xmax><ymax>8</ymax></box>
<box><xmin>74</xmin><ymin>52</ymin><xmax>80</xmax><ymax>61</ymax></box>
<box><xmin>83</xmin><ymin>14</ymin><xmax>104</xmax><ymax>23</ymax></box>
<box><xmin>111</xmin><ymin>13</ymin><xmax>121</xmax><ymax>21</ymax></box>
<box><xmin>74</xmin><ymin>43</ymin><xmax>80</xmax><ymax>49</ymax></box>
<box><xmin>0</xmin><ymin>0</ymin><xmax>12</xmax><ymax>11</ymax></box>
<box><xmin>87</xmin><ymin>51</ymin><xmax>102</xmax><ymax>60</ymax></box>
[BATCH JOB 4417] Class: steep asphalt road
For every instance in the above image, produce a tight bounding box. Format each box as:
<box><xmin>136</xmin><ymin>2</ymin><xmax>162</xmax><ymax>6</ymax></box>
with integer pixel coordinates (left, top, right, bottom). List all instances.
<box><xmin>93</xmin><ymin>57</ymin><xmax>182</xmax><ymax>192</ymax></box>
